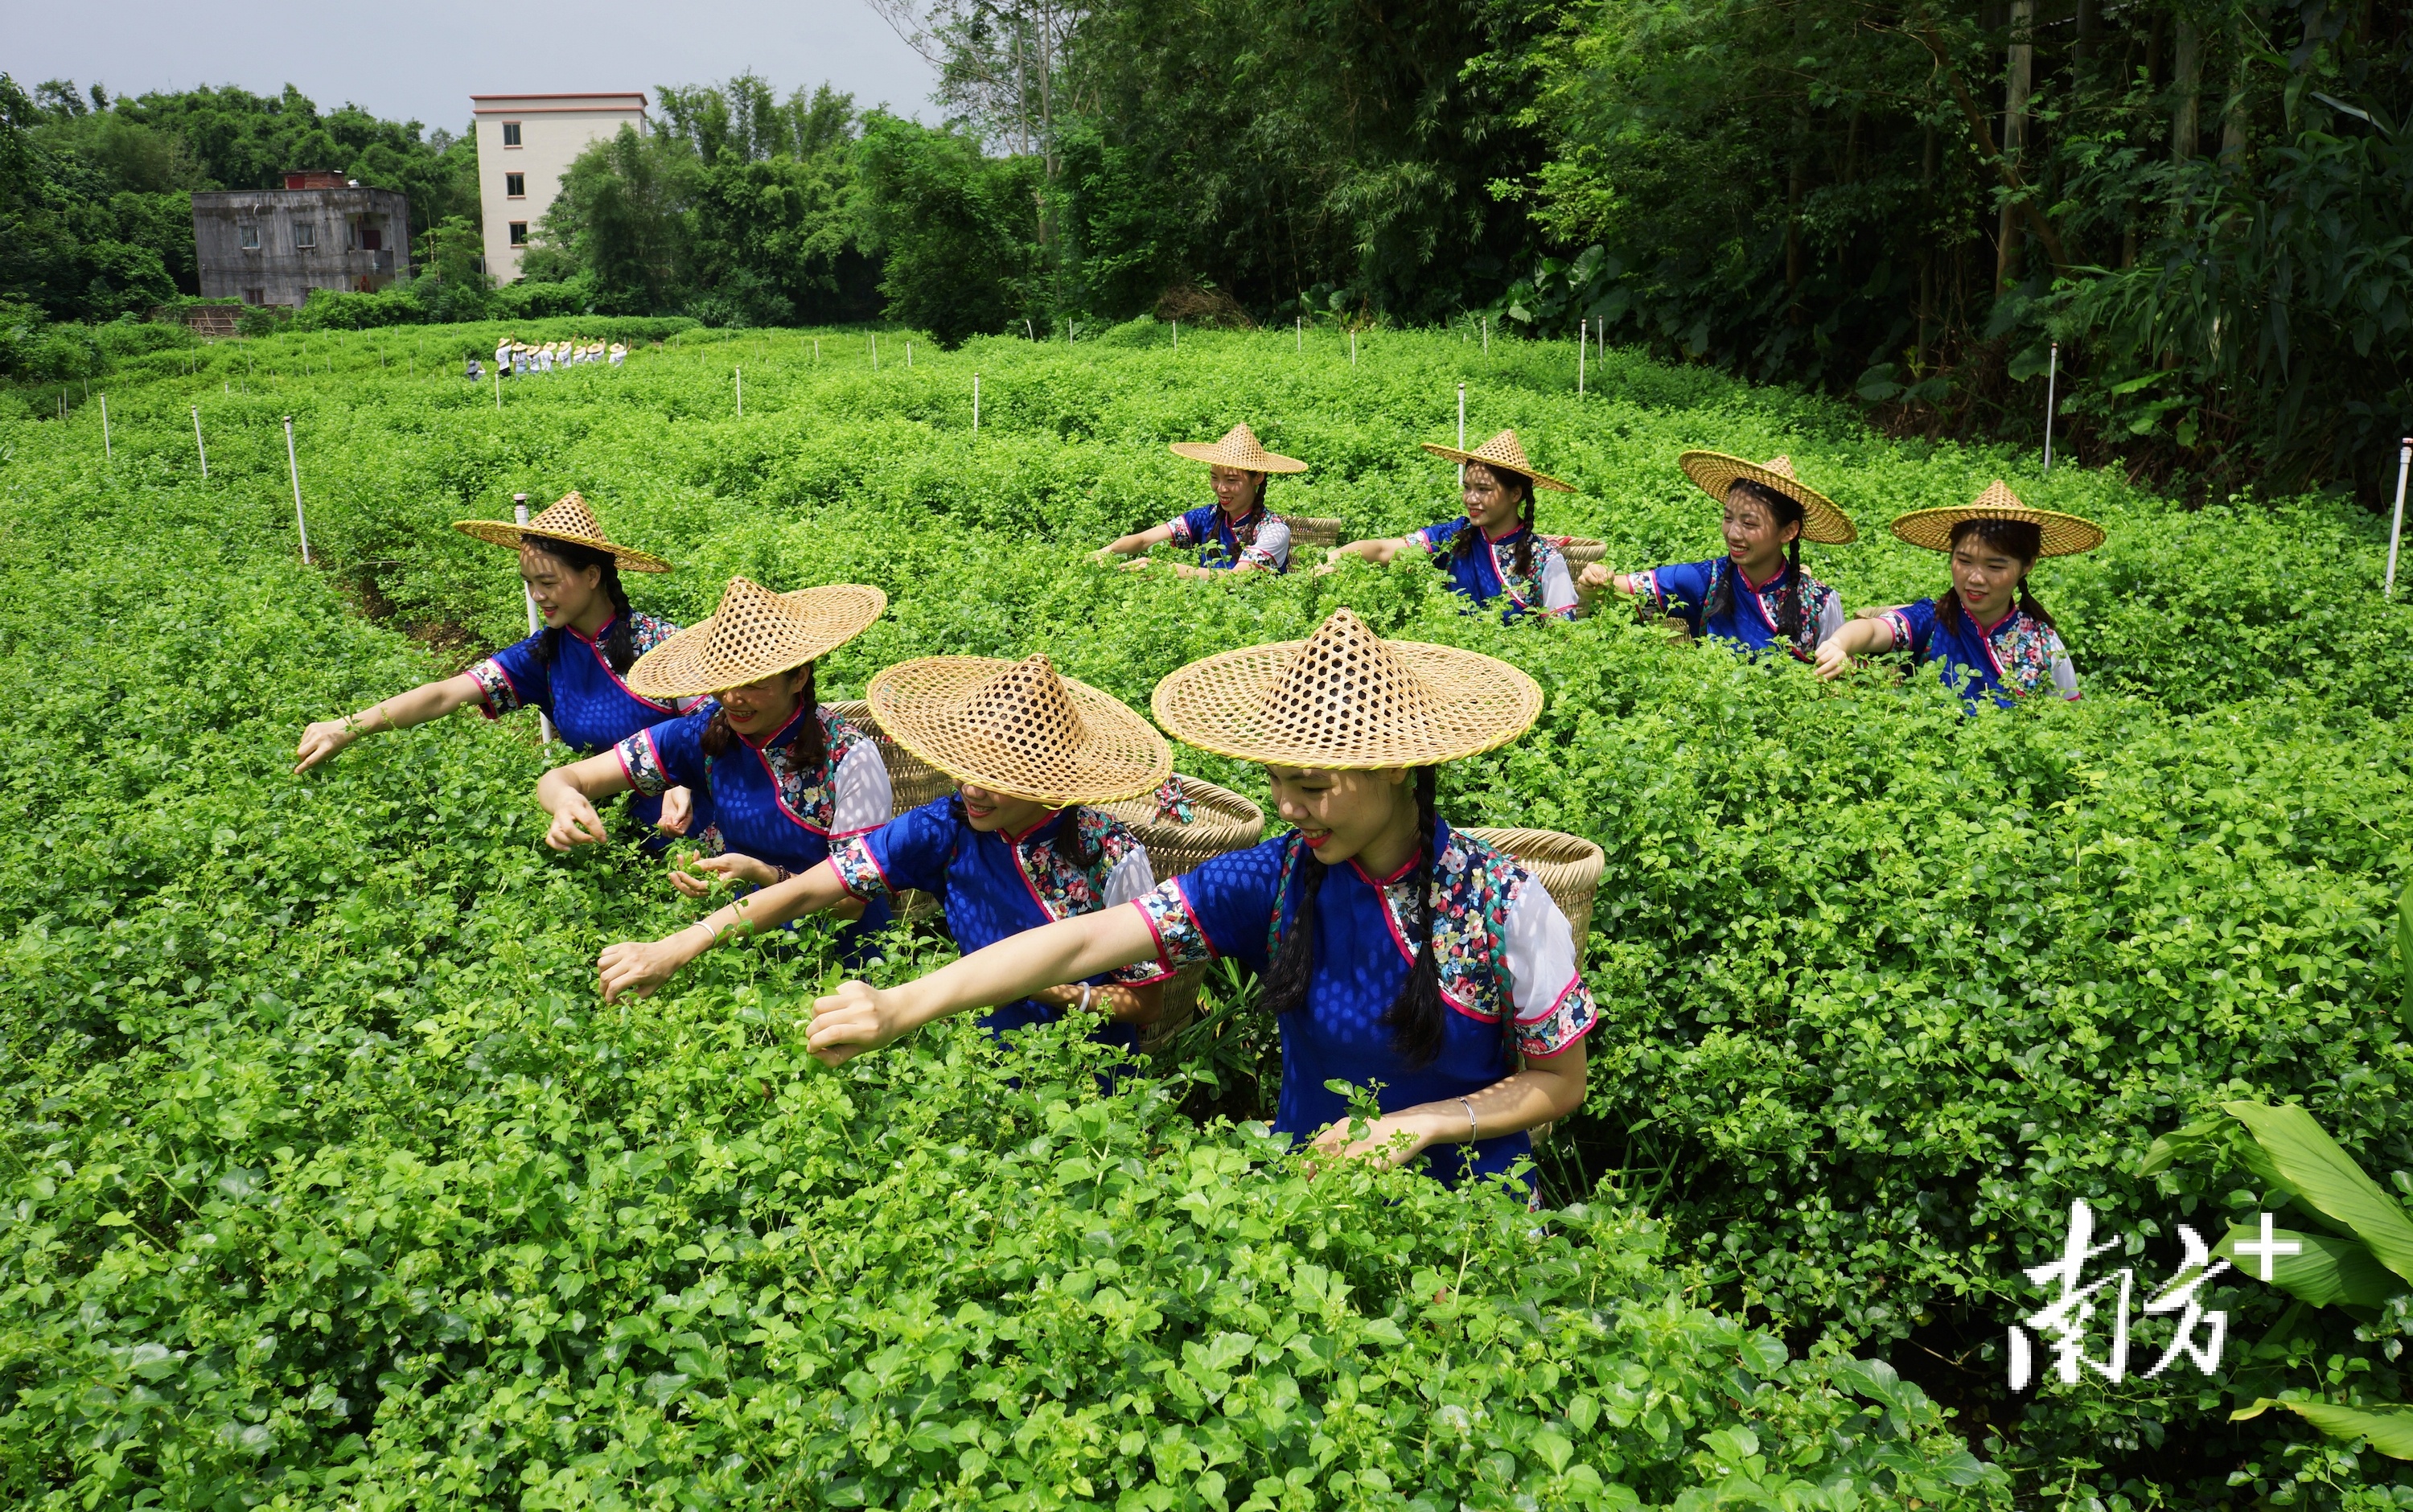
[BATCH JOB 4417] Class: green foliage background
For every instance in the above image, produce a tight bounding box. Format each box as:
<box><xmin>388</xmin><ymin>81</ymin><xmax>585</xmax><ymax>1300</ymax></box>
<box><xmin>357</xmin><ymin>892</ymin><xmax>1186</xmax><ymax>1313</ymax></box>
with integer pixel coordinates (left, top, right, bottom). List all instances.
<box><xmin>3</xmin><ymin>320</ymin><xmax>2412</xmax><ymax>1505</ymax></box>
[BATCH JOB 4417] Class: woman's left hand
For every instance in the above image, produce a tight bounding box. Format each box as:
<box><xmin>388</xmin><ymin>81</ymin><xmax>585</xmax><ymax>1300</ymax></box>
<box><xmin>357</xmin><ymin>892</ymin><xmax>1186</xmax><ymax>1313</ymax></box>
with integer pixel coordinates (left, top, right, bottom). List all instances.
<box><xmin>1116</xmin><ymin>557</ymin><xmax>1155</xmax><ymax>573</ymax></box>
<box><xmin>1308</xmin><ymin>1114</ymin><xmax>1429</xmax><ymax>1170</ymax></box>
<box><xmin>669</xmin><ymin>851</ymin><xmax>779</xmax><ymax>897</ymax></box>
<box><xmin>656</xmin><ymin>785</ymin><xmax>694</xmax><ymax>836</ymax></box>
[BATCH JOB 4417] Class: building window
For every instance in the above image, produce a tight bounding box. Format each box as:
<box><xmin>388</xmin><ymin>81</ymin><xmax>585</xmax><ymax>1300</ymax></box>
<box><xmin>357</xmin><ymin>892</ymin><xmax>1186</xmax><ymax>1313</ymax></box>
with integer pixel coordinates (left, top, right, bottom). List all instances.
<box><xmin>505</xmin><ymin>172</ymin><xmax>524</xmax><ymax>198</ymax></box>
<box><xmin>360</xmin><ymin>225</ymin><xmax>382</xmax><ymax>252</ymax></box>
<box><xmin>244</xmin><ymin>287</ymin><xmax>265</xmax><ymax>306</ymax></box>
<box><xmin>294</xmin><ymin>220</ymin><xmax>316</xmax><ymax>250</ymax></box>
<box><xmin>239</xmin><ymin>222</ymin><xmax>260</xmax><ymax>250</ymax></box>
<box><xmin>502</xmin><ymin>121</ymin><xmax>522</xmax><ymax>146</ymax></box>
<box><xmin>508</xmin><ymin>222</ymin><xmax>528</xmax><ymax>246</ymax></box>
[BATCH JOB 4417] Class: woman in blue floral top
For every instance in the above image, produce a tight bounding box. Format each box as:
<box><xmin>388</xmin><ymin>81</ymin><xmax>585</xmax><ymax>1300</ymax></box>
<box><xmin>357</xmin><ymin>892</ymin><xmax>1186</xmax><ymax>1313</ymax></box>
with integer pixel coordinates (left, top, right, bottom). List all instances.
<box><xmin>1097</xmin><ymin>423</ymin><xmax>1308</xmax><ymax>577</ymax></box>
<box><xmin>535</xmin><ymin>577</ymin><xmax>898</xmax><ymax>958</ymax></box>
<box><xmin>596</xmin><ymin>652</ymin><xmax>1179</xmax><ymax>1054</ymax></box>
<box><xmin>805</xmin><ymin>608</ymin><xmax>1597</xmax><ymax>1192</ymax></box>
<box><xmin>1327</xmin><ymin>430</ymin><xmax>1581</xmax><ymax>622</ymax></box>
<box><xmin>1815</xmin><ymin>482</ymin><xmax>2101</xmax><ymax>708</ymax></box>
<box><xmin>1577</xmin><ymin>453</ymin><xmax>1856</xmax><ymax>659</ymax></box>
<box><xmin>294</xmin><ymin>492</ymin><xmax>705</xmax><ymax>840</ymax></box>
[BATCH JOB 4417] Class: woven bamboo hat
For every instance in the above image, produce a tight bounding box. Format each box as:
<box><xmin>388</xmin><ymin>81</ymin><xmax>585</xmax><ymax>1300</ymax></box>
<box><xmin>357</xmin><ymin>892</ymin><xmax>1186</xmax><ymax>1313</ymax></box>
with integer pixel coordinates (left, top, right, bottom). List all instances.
<box><xmin>1419</xmin><ymin>429</ymin><xmax>1575</xmax><ymax>493</ymax></box>
<box><xmin>1890</xmin><ymin>480</ymin><xmax>2106</xmax><ymax>558</ymax></box>
<box><xmin>1679</xmin><ymin>451</ymin><xmax>1857</xmax><ymax>544</ymax></box>
<box><xmin>452</xmin><ymin>491</ymin><xmax>672</xmax><ymax>573</ymax></box>
<box><xmin>867</xmin><ymin>654</ymin><xmax>1173</xmax><ymax>807</ymax></box>
<box><xmin>1152</xmin><ymin>607</ymin><xmax>1541</xmax><ymax>770</ymax></box>
<box><xmin>624</xmin><ymin>577</ymin><xmax>886</xmax><ymax>698</ymax></box>
<box><xmin>1169</xmin><ymin>422</ymin><xmax>1309</xmax><ymax>475</ymax></box>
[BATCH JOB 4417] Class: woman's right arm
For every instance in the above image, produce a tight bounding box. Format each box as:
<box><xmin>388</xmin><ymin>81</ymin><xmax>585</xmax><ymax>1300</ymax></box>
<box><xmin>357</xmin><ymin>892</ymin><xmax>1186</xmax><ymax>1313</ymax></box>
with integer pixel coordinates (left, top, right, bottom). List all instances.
<box><xmin>1097</xmin><ymin>522</ymin><xmax>1177</xmax><ymax>560</ymax></box>
<box><xmin>808</xmin><ymin>904</ymin><xmax>1163</xmax><ymax>1064</ymax></box>
<box><xmin>1324</xmin><ymin>536</ymin><xmax>1411</xmax><ymax>566</ymax></box>
<box><xmin>1812</xmin><ymin>615</ymin><xmax>1897</xmax><ymax>680</ymax></box>
<box><xmin>294</xmin><ymin>673</ymin><xmax>486</xmax><ymax>773</ymax></box>
<box><xmin>598</xmin><ymin>857</ymin><xmax>857</xmax><ymax>1002</ymax></box>
<box><xmin>536</xmin><ymin>750</ymin><xmax>639</xmax><ymax>848</ymax></box>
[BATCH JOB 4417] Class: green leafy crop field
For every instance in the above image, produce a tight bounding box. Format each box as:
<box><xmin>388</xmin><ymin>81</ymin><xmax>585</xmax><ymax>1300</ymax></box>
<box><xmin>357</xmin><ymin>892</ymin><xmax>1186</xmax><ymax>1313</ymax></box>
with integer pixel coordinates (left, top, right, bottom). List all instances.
<box><xmin>2</xmin><ymin>318</ymin><xmax>2409</xmax><ymax>1508</ymax></box>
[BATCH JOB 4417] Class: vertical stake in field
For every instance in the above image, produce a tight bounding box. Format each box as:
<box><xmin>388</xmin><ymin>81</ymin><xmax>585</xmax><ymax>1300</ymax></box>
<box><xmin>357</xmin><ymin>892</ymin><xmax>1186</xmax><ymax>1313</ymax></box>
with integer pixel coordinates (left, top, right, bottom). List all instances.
<box><xmin>1457</xmin><ymin>383</ymin><xmax>1467</xmax><ymax>484</ymax></box>
<box><xmin>283</xmin><ymin>416</ymin><xmax>312</xmax><ymax>566</ymax></box>
<box><xmin>192</xmin><ymin>405</ymin><xmax>207</xmax><ymax>478</ymax></box>
<box><xmin>2042</xmin><ymin>342</ymin><xmax>2061</xmax><ymax>474</ymax></box>
<box><xmin>873</xmin><ymin>332</ymin><xmax>880</xmax><ymax>370</ymax></box>
<box><xmin>1295</xmin><ymin>316</ymin><xmax>1301</xmax><ymax>352</ymax></box>
<box><xmin>1350</xmin><ymin>330</ymin><xmax>1358</xmax><ymax>366</ymax></box>
<box><xmin>1579</xmin><ymin>319</ymin><xmax>1587</xmax><ymax>397</ymax></box>
<box><xmin>1482</xmin><ymin>318</ymin><xmax>1490</xmax><ymax>355</ymax></box>
<box><xmin>906</xmin><ymin>343</ymin><xmax>912</xmax><ymax>368</ymax></box>
<box><xmin>1171</xmin><ymin>319</ymin><xmax>1177</xmax><ymax>349</ymax></box>
<box><xmin>972</xmin><ymin>372</ymin><xmax>980</xmax><ymax>434</ymax></box>
<box><xmin>735</xmin><ymin>366</ymin><xmax>742</xmax><ymax>417</ymax></box>
<box><xmin>100</xmin><ymin>394</ymin><xmax>111</xmax><ymax>459</ymax></box>
<box><xmin>2386</xmin><ymin>438</ymin><xmax>2411</xmax><ymax>599</ymax></box>
<box><xmin>514</xmin><ymin>495</ymin><xmax>559</xmax><ymax>745</ymax></box>
<box><xmin>494</xmin><ymin>364</ymin><xmax>501</xmax><ymax>410</ymax></box>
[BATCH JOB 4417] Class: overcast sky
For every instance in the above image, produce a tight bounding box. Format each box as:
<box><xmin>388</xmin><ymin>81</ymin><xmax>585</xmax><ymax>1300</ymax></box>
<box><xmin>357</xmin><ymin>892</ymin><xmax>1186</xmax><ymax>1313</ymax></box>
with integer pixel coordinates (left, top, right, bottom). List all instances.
<box><xmin>2</xmin><ymin>0</ymin><xmax>939</xmax><ymax>134</ymax></box>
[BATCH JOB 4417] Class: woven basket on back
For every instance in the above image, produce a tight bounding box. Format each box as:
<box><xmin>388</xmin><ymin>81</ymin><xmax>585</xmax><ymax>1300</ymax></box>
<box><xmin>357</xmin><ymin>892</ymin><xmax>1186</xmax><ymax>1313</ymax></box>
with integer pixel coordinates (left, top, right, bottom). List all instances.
<box><xmin>1280</xmin><ymin>515</ymin><xmax>1343</xmax><ymax>550</ymax></box>
<box><xmin>825</xmin><ymin>700</ymin><xmax>954</xmax><ymax>919</ymax></box>
<box><xmin>1553</xmin><ymin>536</ymin><xmax>1606</xmax><ymax>570</ymax></box>
<box><xmin>1460</xmin><ymin>827</ymin><xmax>1605</xmax><ymax>961</ymax></box>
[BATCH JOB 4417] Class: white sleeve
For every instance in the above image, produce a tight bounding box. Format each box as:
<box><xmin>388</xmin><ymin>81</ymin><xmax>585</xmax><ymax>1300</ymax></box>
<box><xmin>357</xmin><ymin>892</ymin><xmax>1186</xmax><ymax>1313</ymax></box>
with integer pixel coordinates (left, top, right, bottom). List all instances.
<box><xmin>2050</xmin><ymin>647</ymin><xmax>2081</xmax><ymax>699</ymax></box>
<box><xmin>1503</xmin><ymin>882</ymin><xmax>1581</xmax><ymax>1025</ymax></box>
<box><xmin>1103</xmin><ymin>848</ymin><xmax>1157</xmax><ymax>909</ymax></box>
<box><xmin>829</xmin><ymin>741</ymin><xmax>893</xmax><ymax>837</ymax></box>
<box><xmin>1539</xmin><ymin>553</ymin><xmax>1579</xmax><ymax>614</ymax></box>
<box><xmin>1244</xmin><ymin>516</ymin><xmax>1292</xmax><ymax>572</ymax></box>
<box><xmin>1815</xmin><ymin>590</ymin><xmax>1848</xmax><ymax>646</ymax></box>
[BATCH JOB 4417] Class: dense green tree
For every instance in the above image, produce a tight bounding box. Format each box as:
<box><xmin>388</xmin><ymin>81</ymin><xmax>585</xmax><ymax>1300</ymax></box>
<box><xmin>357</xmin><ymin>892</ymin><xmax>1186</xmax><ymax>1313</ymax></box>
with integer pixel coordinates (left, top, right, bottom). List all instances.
<box><xmin>0</xmin><ymin>75</ymin><xmax>181</xmax><ymax>319</ymax></box>
<box><xmin>856</xmin><ymin>113</ymin><xmax>1043</xmax><ymax>343</ymax></box>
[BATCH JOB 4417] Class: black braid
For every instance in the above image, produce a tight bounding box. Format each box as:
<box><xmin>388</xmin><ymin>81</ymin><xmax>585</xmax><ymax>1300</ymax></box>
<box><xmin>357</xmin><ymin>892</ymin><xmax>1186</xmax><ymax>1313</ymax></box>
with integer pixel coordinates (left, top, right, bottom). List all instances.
<box><xmin>520</xmin><ymin>535</ymin><xmax>633</xmax><ymax>669</ymax></box>
<box><xmin>1260</xmin><ymin>839</ymin><xmax>1332</xmax><ymax>1023</ymax></box>
<box><xmin>1779</xmin><ymin>534</ymin><xmax>1804</xmax><ymax>641</ymax></box>
<box><xmin>1376</xmin><ymin>768</ymin><xmax>1450</xmax><ymax>1070</ymax></box>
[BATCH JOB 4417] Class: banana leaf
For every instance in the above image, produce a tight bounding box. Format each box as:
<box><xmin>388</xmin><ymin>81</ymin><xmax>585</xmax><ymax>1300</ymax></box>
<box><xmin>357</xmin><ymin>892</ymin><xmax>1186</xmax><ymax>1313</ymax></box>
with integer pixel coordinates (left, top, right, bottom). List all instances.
<box><xmin>2222</xmin><ymin>1103</ymin><xmax>2413</xmax><ymax>1284</ymax></box>
<box><xmin>2214</xmin><ymin>1223</ymin><xmax>2403</xmax><ymax>1309</ymax></box>
<box><xmin>2232</xmin><ymin>1399</ymin><xmax>2413</xmax><ymax>1461</ymax></box>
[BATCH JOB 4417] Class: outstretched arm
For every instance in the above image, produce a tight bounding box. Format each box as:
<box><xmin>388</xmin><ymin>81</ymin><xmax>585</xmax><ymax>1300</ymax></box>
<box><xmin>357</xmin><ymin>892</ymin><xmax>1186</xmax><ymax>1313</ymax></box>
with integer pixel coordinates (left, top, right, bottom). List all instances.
<box><xmin>1324</xmin><ymin>536</ymin><xmax>1412</xmax><ymax>567</ymax></box>
<box><xmin>295</xmin><ymin>673</ymin><xmax>485</xmax><ymax>773</ymax></box>
<box><xmin>536</xmin><ymin>750</ymin><xmax>637</xmax><ymax>849</ymax></box>
<box><xmin>1096</xmin><ymin>522</ymin><xmax>1177</xmax><ymax>561</ymax></box>
<box><xmin>1813</xmin><ymin>615</ymin><xmax>1897</xmax><ymax>680</ymax></box>
<box><xmin>599</xmin><ymin>857</ymin><xmax>857</xmax><ymax>1002</ymax></box>
<box><xmin>807</xmin><ymin>904</ymin><xmax>1162</xmax><ymax>1063</ymax></box>
<box><xmin>1311</xmin><ymin>1039</ymin><xmax>1589</xmax><ymax>1168</ymax></box>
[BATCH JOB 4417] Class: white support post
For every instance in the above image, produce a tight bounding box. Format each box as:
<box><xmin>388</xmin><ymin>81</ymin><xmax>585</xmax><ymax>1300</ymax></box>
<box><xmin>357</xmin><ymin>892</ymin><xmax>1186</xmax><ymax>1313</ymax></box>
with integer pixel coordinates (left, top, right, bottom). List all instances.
<box><xmin>2387</xmin><ymin>438</ymin><xmax>2411</xmax><ymax>600</ymax></box>
<box><xmin>2042</xmin><ymin>342</ymin><xmax>2060</xmax><ymax>473</ymax></box>
<box><xmin>735</xmin><ymin>366</ymin><xmax>742</xmax><ymax>417</ymax></box>
<box><xmin>873</xmin><ymin>332</ymin><xmax>879</xmax><ymax>369</ymax></box>
<box><xmin>814</xmin><ymin>338</ymin><xmax>821</xmax><ymax>362</ymax></box>
<box><xmin>494</xmin><ymin>364</ymin><xmax>501</xmax><ymax>409</ymax></box>
<box><xmin>192</xmin><ymin>405</ymin><xmax>207</xmax><ymax>478</ymax></box>
<box><xmin>1482</xmin><ymin>318</ymin><xmax>1489</xmax><ymax>355</ymax></box>
<box><xmin>283</xmin><ymin>416</ymin><xmax>312</xmax><ymax>566</ymax></box>
<box><xmin>514</xmin><ymin>495</ymin><xmax>557</xmax><ymax>745</ymax></box>
<box><xmin>1296</xmin><ymin>316</ymin><xmax>1301</xmax><ymax>352</ymax></box>
<box><xmin>906</xmin><ymin>342</ymin><xmax>912</xmax><ymax>368</ymax></box>
<box><xmin>1350</xmin><ymin>330</ymin><xmax>1358</xmax><ymax>367</ymax></box>
<box><xmin>1457</xmin><ymin>383</ymin><xmax>1467</xmax><ymax>485</ymax></box>
<box><xmin>972</xmin><ymin>373</ymin><xmax>980</xmax><ymax>434</ymax></box>
<box><xmin>1171</xmin><ymin>319</ymin><xmax>1178</xmax><ymax>348</ymax></box>
<box><xmin>1579</xmin><ymin>320</ymin><xmax>1587</xmax><ymax>397</ymax></box>
<box><xmin>100</xmin><ymin>394</ymin><xmax>110</xmax><ymax>459</ymax></box>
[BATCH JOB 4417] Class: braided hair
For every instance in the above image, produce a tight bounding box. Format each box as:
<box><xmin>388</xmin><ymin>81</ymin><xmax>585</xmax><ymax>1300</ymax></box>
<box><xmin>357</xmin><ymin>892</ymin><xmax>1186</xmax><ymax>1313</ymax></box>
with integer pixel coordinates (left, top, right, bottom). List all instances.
<box><xmin>1933</xmin><ymin>518</ymin><xmax>2055</xmax><ymax>632</ymax></box>
<box><xmin>1263</xmin><ymin>769</ymin><xmax>1460</xmax><ymax>1072</ymax></box>
<box><xmin>698</xmin><ymin>662</ymin><xmax>826</xmax><ymax>795</ymax></box>
<box><xmin>1698</xmin><ymin>481</ymin><xmax>1807</xmax><ymax>639</ymax></box>
<box><xmin>523</xmin><ymin>535</ymin><xmax>637</xmax><ymax>672</ymax></box>
<box><xmin>1452</xmin><ymin>464</ymin><xmax>1538</xmax><ymax>580</ymax></box>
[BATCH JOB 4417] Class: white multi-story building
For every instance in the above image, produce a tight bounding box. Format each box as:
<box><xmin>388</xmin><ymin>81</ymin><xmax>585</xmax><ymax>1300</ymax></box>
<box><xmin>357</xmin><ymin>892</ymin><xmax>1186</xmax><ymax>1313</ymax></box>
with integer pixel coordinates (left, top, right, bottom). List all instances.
<box><xmin>470</xmin><ymin>92</ymin><xmax>647</xmax><ymax>281</ymax></box>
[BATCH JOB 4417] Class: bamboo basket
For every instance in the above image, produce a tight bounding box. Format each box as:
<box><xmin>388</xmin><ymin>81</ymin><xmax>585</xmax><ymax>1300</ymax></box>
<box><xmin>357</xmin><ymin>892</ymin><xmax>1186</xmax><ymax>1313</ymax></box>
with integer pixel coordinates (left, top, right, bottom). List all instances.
<box><xmin>1103</xmin><ymin>774</ymin><xmax>1265</xmax><ymax>1054</ymax></box>
<box><xmin>1459</xmin><ymin>827</ymin><xmax>1605</xmax><ymax>961</ymax></box>
<box><xmin>1280</xmin><ymin>515</ymin><xmax>1344</xmax><ymax>550</ymax></box>
<box><xmin>1552</xmin><ymin>536</ymin><xmax>1606</xmax><ymax>570</ymax></box>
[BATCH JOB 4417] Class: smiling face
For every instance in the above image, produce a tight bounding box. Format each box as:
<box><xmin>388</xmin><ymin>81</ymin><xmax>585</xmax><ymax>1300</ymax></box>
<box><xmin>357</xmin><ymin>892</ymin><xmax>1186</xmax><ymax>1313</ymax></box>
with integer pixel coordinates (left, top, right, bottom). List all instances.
<box><xmin>1264</xmin><ymin>766</ymin><xmax>1415</xmax><ymax>870</ymax></box>
<box><xmin>1949</xmin><ymin>534</ymin><xmax>2033</xmax><ymax>624</ymax></box>
<box><xmin>1211</xmin><ymin>465</ymin><xmax>1264</xmax><ymax>517</ymax></box>
<box><xmin>714</xmin><ymin>666</ymin><xmax>811</xmax><ymax>738</ymax></box>
<box><xmin>1460</xmin><ymin>463</ymin><xmax>1530</xmax><ymax>539</ymax></box>
<box><xmin>957</xmin><ymin>782</ymin><xmax>1055</xmax><ymax>836</ymax></box>
<box><xmin>1720</xmin><ymin>484</ymin><xmax>1801</xmax><ymax>581</ymax></box>
<box><xmin>518</xmin><ymin>544</ymin><xmax>606</xmax><ymax>630</ymax></box>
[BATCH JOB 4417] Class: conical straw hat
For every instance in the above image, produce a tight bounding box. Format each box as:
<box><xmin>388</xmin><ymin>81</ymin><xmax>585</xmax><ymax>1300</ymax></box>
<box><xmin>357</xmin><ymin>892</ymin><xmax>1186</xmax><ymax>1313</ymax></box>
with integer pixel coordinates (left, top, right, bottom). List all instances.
<box><xmin>1169</xmin><ymin>422</ymin><xmax>1309</xmax><ymax>475</ymax></box>
<box><xmin>869</xmin><ymin>655</ymin><xmax>1173</xmax><ymax>806</ymax></box>
<box><xmin>452</xmin><ymin>491</ymin><xmax>672</xmax><ymax>573</ymax></box>
<box><xmin>1419</xmin><ymin>429</ymin><xmax>1574</xmax><ymax>493</ymax></box>
<box><xmin>1678</xmin><ymin>451</ymin><xmax>1857</xmax><ymax>544</ymax></box>
<box><xmin>1889</xmin><ymin>480</ymin><xmax>2106</xmax><ymax>558</ymax></box>
<box><xmin>1151</xmin><ymin>607</ymin><xmax>1541</xmax><ymax>770</ymax></box>
<box><xmin>624</xmin><ymin>577</ymin><xmax>886</xmax><ymax>698</ymax></box>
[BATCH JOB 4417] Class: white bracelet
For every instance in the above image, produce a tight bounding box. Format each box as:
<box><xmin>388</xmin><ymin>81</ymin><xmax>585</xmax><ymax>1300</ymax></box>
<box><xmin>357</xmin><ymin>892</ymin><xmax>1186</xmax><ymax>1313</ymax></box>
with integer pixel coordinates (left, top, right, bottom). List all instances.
<box><xmin>1459</xmin><ymin>1096</ymin><xmax>1478</xmax><ymax>1141</ymax></box>
<box><xmin>1078</xmin><ymin>984</ymin><xmax>1093</xmax><ymax>1015</ymax></box>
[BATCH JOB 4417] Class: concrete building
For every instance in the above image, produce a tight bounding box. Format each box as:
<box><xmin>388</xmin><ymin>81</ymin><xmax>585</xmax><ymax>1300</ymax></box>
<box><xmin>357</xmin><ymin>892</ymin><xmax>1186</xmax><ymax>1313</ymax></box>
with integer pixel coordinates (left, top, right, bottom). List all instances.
<box><xmin>191</xmin><ymin>172</ymin><xmax>412</xmax><ymax>307</ymax></box>
<box><xmin>471</xmin><ymin>92</ymin><xmax>648</xmax><ymax>281</ymax></box>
